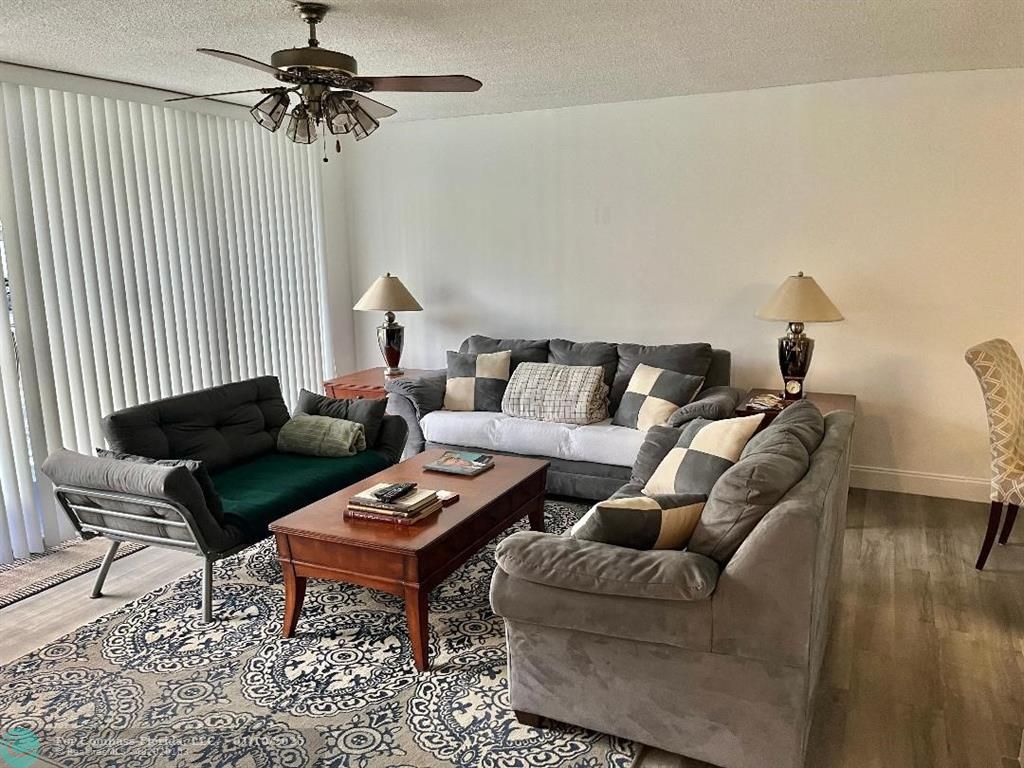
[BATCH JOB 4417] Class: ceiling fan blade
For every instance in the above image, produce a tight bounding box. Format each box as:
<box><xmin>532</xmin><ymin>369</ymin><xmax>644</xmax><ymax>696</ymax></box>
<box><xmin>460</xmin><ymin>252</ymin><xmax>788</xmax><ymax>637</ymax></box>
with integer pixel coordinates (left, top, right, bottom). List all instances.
<box><xmin>198</xmin><ymin>48</ymin><xmax>287</xmax><ymax>79</ymax></box>
<box><xmin>165</xmin><ymin>87</ymin><xmax>277</xmax><ymax>103</ymax></box>
<box><xmin>346</xmin><ymin>92</ymin><xmax>397</xmax><ymax>120</ymax></box>
<box><xmin>356</xmin><ymin>75</ymin><xmax>482</xmax><ymax>93</ymax></box>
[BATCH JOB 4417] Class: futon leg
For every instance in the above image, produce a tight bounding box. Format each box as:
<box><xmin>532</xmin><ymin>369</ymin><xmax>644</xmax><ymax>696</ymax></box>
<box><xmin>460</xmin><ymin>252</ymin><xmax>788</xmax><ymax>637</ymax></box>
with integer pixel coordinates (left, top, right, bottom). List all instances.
<box><xmin>999</xmin><ymin>504</ymin><xmax>1018</xmax><ymax>545</ymax></box>
<box><xmin>91</xmin><ymin>540</ymin><xmax>120</xmax><ymax>598</ymax></box>
<box><xmin>976</xmin><ymin>501</ymin><xmax>1003</xmax><ymax>570</ymax></box>
<box><xmin>201</xmin><ymin>558</ymin><xmax>214</xmax><ymax>623</ymax></box>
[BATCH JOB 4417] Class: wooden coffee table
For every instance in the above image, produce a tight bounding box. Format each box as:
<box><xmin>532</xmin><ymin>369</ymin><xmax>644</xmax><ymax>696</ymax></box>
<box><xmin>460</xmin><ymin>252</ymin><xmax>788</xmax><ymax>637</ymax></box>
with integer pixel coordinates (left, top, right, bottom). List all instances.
<box><xmin>268</xmin><ymin>450</ymin><xmax>549</xmax><ymax>671</ymax></box>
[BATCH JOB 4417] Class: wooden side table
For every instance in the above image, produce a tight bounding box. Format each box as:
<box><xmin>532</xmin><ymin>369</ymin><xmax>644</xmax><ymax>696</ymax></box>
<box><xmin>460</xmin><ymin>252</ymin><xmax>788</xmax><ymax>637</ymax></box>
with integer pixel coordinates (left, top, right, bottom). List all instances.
<box><xmin>324</xmin><ymin>367</ymin><xmax>434</xmax><ymax>400</ymax></box>
<box><xmin>736</xmin><ymin>388</ymin><xmax>856</xmax><ymax>426</ymax></box>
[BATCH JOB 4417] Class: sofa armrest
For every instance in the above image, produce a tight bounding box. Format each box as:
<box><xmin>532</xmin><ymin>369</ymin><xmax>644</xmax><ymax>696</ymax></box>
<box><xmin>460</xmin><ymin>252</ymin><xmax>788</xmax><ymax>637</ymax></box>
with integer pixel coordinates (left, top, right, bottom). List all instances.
<box><xmin>373</xmin><ymin>414</ymin><xmax>408</xmax><ymax>465</ymax></box>
<box><xmin>385</xmin><ymin>370</ymin><xmax>446</xmax><ymax>418</ymax></box>
<box><xmin>667</xmin><ymin>386</ymin><xmax>747</xmax><ymax>427</ymax></box>
<box><xmin>494</xmin><ymin>530</ymin><xmax>719</xmax><ymax>601</ymax></box>
<box><xmin>385</xmin><ymin>370</ymin><xmax>445</xmax><ymax>458</ymax></box>
<box><xmin>40</xmin><ymin>448</ymin><xmax>235</xmax><ymax>553</ymax></box>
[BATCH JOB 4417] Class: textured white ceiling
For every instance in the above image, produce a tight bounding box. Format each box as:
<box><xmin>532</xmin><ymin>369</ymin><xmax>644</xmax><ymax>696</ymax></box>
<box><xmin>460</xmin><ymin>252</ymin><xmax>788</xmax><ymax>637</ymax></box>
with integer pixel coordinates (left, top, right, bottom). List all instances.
<box><xmin>1</xmin><ymin>0</ymin><xmax>1021</xmax><ymax>121</ymax></box>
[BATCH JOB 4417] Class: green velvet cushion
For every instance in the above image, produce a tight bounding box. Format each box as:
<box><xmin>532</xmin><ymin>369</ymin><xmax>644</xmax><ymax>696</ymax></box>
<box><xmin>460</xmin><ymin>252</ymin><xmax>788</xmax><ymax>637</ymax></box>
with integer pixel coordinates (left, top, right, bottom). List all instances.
<box><xmin>210</xmin><ymin>450</ymin><xmax>390</xmax><ymax>537</ymax></box>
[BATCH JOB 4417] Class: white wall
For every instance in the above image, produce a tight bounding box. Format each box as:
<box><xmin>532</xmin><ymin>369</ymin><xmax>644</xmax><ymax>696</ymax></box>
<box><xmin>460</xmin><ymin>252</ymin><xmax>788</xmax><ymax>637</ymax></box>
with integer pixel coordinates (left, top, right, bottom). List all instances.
<box><xmin>332</xmin><ymin>69</ymin><xmax>1024</xmax><ymax>502</ymax></box>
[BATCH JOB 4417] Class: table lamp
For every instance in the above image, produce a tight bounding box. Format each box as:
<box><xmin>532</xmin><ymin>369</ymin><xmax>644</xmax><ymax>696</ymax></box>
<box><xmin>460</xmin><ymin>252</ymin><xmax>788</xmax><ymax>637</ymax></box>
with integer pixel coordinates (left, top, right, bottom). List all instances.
<box><xmin>353</xmin><ymin>273</ymin><xmax>422</xmax><ymax>376</ymax></box>
<box><xmin>756</xmin><ymin>272</ymin><xmax>843</xmax><ymax>399</ymax></box>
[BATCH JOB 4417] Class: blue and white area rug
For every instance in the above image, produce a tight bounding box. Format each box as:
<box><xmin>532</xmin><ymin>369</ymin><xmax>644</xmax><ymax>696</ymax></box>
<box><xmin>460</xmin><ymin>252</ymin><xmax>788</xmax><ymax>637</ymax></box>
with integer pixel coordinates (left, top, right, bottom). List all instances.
<box><xmin>0</xmin><ymin>500</ymin><xmax>639</xmax><ymax>768</ymax></box>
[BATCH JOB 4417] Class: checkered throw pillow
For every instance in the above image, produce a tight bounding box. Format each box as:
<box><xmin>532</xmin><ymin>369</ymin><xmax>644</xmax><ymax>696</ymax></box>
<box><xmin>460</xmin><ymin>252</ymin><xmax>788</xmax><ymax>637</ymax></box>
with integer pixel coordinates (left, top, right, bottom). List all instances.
<box><xmin>612</xmin><ymin>364</ymin><xmax>705</xmax><ymax>431</ymax></box>
<box><xmin>644</xmin><ymin>414</ymin><xmax>765</xmax><ymax>496</ymax></box>
<box><xmin>501</xmin><ymin>362</ymin><xmax>608</xmax><ymax>425</ymax></box>
<box><xmin>443</xmin><ymin>350</ymin><xmax>511</xmax><ymax>412</ymax></box>
<box><xmin>571</xmin><ymin>493</ymin><xmax>707</xmax><ymax>550</ymax></box>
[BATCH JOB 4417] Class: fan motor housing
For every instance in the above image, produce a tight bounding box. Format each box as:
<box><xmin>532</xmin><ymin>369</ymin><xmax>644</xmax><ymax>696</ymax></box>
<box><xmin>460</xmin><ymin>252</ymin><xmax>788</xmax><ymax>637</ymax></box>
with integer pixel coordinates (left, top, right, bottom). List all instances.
<box><xmin>271</xmin><ymin>47</ymin><xmax>357</xmax><ymax>77</ymax></box>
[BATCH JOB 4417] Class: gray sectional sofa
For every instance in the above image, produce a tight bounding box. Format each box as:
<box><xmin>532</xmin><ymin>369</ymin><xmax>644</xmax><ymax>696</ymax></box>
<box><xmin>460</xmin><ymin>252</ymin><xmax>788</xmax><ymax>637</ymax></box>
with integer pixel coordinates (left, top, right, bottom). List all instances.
<box><xmin>490</xmin><ymin>402</ymin><xmax>855</xmax><ymax>768</ymax></box>
<box><xmin>40</xmin><ymin>376</ymin><xmax>407</xmax><ymax>621</ymax></box>
<box><xmin>387</xmin><ymin>335</ymin><xmax>744</xmax><ymax>499</ymax></box>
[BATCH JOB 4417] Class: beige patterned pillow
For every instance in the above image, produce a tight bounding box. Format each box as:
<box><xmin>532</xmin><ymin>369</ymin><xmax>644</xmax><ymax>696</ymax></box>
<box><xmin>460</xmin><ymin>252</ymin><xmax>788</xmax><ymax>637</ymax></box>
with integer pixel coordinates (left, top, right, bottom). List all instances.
<box><xmin>502</xmin><ymin>363</ymin><xmax>609</xmax><ymax>425</ymax></box>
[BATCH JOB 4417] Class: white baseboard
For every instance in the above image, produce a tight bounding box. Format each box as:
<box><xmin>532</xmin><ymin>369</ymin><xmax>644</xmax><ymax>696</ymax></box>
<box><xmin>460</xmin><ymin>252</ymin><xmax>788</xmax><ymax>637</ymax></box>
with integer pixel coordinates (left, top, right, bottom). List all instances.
<box><xmin>850</xmin><ymin>465</ymin><xmax>990</xmax><ymax>503</ymax></box>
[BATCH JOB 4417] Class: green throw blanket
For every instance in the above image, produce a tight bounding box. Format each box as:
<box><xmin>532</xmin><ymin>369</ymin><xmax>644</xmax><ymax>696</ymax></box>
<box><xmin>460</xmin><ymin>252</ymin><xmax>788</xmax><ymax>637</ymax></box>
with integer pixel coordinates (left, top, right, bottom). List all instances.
<box><xmin>277</xmin><ymin>413</ymin><xmax>367</xmax><ymax>457</ymax></box>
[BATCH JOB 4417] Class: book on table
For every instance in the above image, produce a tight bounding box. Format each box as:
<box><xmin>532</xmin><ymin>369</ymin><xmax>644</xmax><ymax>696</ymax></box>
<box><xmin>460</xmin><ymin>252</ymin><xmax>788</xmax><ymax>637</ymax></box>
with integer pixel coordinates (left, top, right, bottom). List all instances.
<box><xmin>346</xmin><ymin>483</ymin><xmax>442</xmax><ymax>524</ymax></box>
<box><xmin>423</xmin><ymin>450</ymin><xmax>494</xmax><ymax>476</ymax></box>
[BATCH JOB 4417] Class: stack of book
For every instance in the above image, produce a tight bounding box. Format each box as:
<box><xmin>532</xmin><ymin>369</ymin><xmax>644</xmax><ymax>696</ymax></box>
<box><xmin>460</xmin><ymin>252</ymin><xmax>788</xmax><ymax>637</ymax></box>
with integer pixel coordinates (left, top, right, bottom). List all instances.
<box><xmin>345</xmin><ymin>484</ymin><xmax>442</xmax><ymax>525</ymax></box>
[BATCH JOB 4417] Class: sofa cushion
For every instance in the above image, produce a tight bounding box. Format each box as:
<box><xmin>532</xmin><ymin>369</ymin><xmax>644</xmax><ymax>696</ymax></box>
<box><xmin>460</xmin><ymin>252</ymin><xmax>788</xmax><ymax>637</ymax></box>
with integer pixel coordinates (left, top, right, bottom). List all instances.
<box><xmin>611</xmin><ymin>342</ymin><xmax>714</xmax><ymax>413</ymax></box>
<box><xmin>101</xmin><ymin>376</ymin><xmax>290</xmax><ymax>472</ymax></box>
<box><xmin>612</xmin><ymin>364</ymin><xmax>704</xmax><ymax>431</ymax></box>
<box><xmin>420</xmin><ymin>410</ymin><xmax>646</xmax><ymax>467</ymax></box>
<box><xmin>96</xmin><ymin>448</ymin><xmax>225</xmax><ymax>525</ymax></box>
<box><xmin>444</xmin><ymin>350</ymin><xmax>511</xmax><ymax>412</ymax></box>
<box><xmin>295</xmin><ymin>388</ymin><xmax>387</xmax><ymax>447</ymax></box>
<box><xmin>211</xmin><ymin>450</ymin><xmax>391</xmax><ymax>538</ymax></box>
<box><xmin>496</xmin><ymin>530</ymin><xmax>719</xmax><ymax>601</ymax></box>
<box><xmin>644</xmin><ymin>414</ymin><xmax>764</xmax><ymax>496</ymax></box>
<box><xmin>502</xmin><ymin>362</ymin><xmax>608</xmax><ymax>425</ymax></box>
<box><xmin>571</xmin><ymin>493</ymin><xmax>706</xmax><ymax>550</ymax></box>
<box><xmin>548</xmin><ymin>339</ymin><xmax>618</xmax><ymax>388</ymax></box>
<box><xmin>750</xmin><ymin>398</ymin><xmax>825</xmax><ymax>455</ymax></box>
<box><xmin>277</xmin><ymin>414</ymin><xmax>366</xmax><ymax>457</ymax></box>
<box><xmin>688</xmin><ymin>424</ymin><xmax>811</xmax><ymax>564</ymax></box>
<box><xmin>461</xmin><ymin>335</ymin><xmax>549</xmax><ymax>372</ymax></box>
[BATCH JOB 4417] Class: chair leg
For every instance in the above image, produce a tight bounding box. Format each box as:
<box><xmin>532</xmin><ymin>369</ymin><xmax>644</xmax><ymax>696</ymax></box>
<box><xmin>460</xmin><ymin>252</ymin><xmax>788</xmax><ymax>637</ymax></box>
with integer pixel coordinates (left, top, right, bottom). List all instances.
<box><xmin>999</xmin><ymin>504</ymin><xmax>1018</xmax><ymax>545</ymax></box>
<box><xmin>91</xmin><ymin>540</ymin><xmax>120</xmax><ymax>598</ymax></box>
<box><xmin>201</xmin><ymin>558</ymin><xmax>214</xmax><ymax>623</ymax></box>
<box><xmin>976</xmin><ymin>501</ymin><xmax>1003</xmax><ymax>570</ymax></box>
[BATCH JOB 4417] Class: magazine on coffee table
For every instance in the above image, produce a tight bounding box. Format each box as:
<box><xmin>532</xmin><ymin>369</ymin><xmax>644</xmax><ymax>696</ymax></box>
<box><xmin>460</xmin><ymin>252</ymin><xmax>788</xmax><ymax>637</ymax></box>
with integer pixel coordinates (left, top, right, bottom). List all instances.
<box><xmin>423</xmin><ymin>450</ymin><xmax>494</xmax><ymax>476</ymax></box>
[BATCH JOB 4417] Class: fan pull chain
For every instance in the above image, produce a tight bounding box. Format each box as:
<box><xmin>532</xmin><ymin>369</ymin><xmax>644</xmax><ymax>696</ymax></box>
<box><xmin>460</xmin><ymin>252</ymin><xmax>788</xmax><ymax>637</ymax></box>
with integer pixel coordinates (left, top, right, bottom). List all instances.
<box><xmin>322</xmin><ymin>130</ymin><xmax>329</xmax><ymax>163</ymax></box>
<box><xmin>336</xmin><ymin>139</ymin><xmax>342</xmax><ymax>155</ymax></box>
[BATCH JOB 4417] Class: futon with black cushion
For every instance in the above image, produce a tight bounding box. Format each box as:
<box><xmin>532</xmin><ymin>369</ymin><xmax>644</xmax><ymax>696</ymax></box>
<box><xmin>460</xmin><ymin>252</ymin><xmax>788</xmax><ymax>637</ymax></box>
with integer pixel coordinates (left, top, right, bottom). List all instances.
<box><xmin>40</xmin><ymin>376</ymin><xmax>407</xmax><ymax>621</ymax></box>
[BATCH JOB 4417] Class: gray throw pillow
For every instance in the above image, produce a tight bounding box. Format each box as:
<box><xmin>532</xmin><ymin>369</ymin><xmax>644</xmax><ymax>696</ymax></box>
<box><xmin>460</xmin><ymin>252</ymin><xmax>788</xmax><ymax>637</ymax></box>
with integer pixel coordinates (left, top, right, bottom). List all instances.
<box><xmin>747</xmin><ymin>398</ymin><xmax>825</xmax><ymax>455</ymax></box>
<box><xmin>629</xmin><ymin>425</ymin><xmax>685</xmax><ymax>487</ymax></box>
<box><xmin>444</xmin><ymin>350</ymin><xmax>511</xmax><ymax>412</ymax></box>
<box><xmin>687</xmin><ymin>426</ymin><xmax>811</xmax><ymax>564</ymax></box>
<box><xmin>611</xmin><ymin>342</ymin><xmax>713</xmax><ymax>413</ymax></box>
<box><xmin>96</xmin><ymin>448</ymin><xmax>224</xmax><ymax>525</ymax></box>
<box><xmin>611</xmin><ymin>364</ymin><xmax>704</xmax><ymax>430</ymax></box>
<box><xmin>642</xmin><ymin>414</ymin><xmax>765</xmax><ymax>496</ymax></box>
<box><xmin>571</xmin><ymin>493</ymin><xmax>707</xmax><ymax>550</ymax></box>
<box><xmin>277</xmin><ymin>413</ymin><xmax>366</xmax><ymax>457</ymax></box>
<box><xmin>296</xmin><ymin>389</ymin><xmax>387</xmax><ymax>447</ymax></box>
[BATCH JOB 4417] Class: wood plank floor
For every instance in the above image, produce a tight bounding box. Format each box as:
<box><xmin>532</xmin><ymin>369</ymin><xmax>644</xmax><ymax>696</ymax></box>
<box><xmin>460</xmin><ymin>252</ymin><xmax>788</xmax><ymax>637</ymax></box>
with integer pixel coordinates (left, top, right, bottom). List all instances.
<box><xmin>1</xmin><ymin>489</ymin><xmax>1021</xmax><ymax>767</ymax></box>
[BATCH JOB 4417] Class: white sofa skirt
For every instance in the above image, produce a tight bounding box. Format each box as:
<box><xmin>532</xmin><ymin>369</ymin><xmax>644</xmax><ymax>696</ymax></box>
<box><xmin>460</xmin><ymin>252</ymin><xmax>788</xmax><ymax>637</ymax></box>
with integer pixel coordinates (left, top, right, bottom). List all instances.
<box><xmin>419</xmin><ymin>411</ymin><xmax>646</xmax><ymax>468</ymax></box>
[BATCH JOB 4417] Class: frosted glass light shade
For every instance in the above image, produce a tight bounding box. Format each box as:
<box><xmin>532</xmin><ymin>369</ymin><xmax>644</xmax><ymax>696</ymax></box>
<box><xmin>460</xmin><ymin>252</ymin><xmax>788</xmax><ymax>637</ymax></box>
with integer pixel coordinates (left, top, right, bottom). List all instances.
<box><xmin>756</xmin><ymin>272</ymin><xmax>843</xmax><ymax>323</ymax></box>
<box><xmin>353</xmin><ymin>273</ymin><xmax>422</xmax><ymax>312</ymax></box>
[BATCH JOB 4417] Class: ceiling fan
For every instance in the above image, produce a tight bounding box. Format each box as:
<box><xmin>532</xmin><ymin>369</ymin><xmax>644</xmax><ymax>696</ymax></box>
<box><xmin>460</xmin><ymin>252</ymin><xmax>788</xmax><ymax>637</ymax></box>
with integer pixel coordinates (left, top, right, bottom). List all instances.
<box><xmin>166</xmin><ymin>2</ymin><xmax>481</xmax><ymax>153</ymax></box>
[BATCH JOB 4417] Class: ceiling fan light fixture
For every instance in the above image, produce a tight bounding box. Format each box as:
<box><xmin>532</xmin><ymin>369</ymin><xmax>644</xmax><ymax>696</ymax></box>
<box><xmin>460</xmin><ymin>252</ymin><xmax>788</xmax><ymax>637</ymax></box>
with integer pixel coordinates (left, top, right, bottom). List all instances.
<box><xmin>286</xmin><ymin>104</ymin><xmax>318</xmax><ymax>144</ymax></box>
<box><xmin>322</xmin><ymin>92</ymin><xmax>355</xmax><ymax>135</ymax></box>
<box><xmin>350</xmin><ymin>102</ymin><xmax>380</xmax><ymax>141</ymax></box>
<box><xmin>250</xmin><ymin>90</ymin><xmax>290</xmax><ymax>132</ymax></box>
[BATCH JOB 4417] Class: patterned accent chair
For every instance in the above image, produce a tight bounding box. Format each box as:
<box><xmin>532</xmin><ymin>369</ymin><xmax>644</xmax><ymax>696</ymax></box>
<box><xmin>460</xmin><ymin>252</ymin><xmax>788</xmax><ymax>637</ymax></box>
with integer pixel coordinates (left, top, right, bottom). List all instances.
<box><xmin>965</xmin><ymin>338</ymin><xmax>1023</xmax><ymax>570</ymax></box>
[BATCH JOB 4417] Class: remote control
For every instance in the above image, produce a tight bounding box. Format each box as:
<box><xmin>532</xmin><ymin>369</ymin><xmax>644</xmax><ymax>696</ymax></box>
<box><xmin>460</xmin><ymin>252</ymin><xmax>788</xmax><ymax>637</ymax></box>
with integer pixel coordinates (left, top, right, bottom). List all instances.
<box><xmin>374</xmin><ymin>482</ymin><xmax>417</xmax><ymax>504</ymax></box>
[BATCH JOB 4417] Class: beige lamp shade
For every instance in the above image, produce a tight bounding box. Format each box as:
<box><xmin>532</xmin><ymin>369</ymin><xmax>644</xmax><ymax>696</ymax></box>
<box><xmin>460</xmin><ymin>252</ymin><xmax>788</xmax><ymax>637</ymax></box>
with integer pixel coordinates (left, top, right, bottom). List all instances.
<box><xmin>756</xmin><ymin>272</ymin><xmax>843</xmax><ymax>323</ymax></box>
<box><xmin>353</xmin><ymin>273</ymin><xmax>422</xmax><ymax>312</ymax></box>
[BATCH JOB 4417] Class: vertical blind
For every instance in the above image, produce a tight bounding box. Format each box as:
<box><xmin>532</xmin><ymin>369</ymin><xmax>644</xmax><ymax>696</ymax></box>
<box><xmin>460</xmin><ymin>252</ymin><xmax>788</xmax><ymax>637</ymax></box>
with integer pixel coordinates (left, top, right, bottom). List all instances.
<box><xmin>0</xmin><ymin>82</ymin><xmax>328</xmax><ymax>563</ymax></box>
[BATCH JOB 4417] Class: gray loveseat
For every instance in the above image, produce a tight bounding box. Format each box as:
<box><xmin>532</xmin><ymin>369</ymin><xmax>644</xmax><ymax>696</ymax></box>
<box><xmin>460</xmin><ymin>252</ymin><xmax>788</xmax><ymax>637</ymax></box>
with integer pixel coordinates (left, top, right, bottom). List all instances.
<box><xmin>41</xmin><ymin>376</ymin><xmax>407</xmax><ymax>621</ymax></box>
<box><xmin>387</xmin><ymin>335</ymin><xmax>743</xmax><ymax>500</ymax></box>
<box><xmin>490</xmin><ymin>403</ymin><xmax>855</xmax><ymax>768</ymax></box>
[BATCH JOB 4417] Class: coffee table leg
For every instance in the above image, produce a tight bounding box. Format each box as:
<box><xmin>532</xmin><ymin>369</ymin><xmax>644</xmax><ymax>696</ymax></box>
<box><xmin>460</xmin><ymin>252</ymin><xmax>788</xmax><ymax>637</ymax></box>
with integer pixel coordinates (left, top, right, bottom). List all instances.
<box><xmin>282</xmin><ymin>566</ymin><xmax>307</xmax><ymax>638</ymax></box>
<box><xmin>404</xmin><ymin>585</ymin><xmax>430</xmax><ymax>671</ymax></box>
<box><xmin>527</xmin><ymin>498</ymin><xmax>545</xmax><ymax>532</ymax></box>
